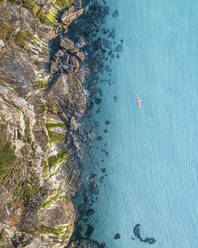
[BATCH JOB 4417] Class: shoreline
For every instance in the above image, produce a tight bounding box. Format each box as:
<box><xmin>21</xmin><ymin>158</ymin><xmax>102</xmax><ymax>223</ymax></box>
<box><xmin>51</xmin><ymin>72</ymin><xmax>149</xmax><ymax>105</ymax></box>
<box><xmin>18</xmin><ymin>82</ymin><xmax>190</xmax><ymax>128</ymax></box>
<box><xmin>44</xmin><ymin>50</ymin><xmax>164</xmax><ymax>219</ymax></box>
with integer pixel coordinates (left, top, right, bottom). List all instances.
<box><xmin>67</xmin><ymin>1</ymin><xmax>123</xmax><ymax>247</ymax></box>
<box><xmin>0</xmin><ymin>0</ymin><xmax>121</xmax><ymax>247</ymax></box>
<box><xmin>0</xmin><ymin>0</ymin><xmax>87</xmax><ymax>247</ymax></box>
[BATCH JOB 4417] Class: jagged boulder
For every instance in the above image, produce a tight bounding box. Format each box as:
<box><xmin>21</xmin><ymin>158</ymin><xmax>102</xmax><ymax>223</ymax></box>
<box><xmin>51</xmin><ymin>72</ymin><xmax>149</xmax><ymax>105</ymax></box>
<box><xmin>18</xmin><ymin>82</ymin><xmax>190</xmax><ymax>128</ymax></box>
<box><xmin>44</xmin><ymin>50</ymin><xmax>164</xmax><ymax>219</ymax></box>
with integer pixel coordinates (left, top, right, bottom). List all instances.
<box><xmin>70</xmin><ymin>116</ymin><xmax>78</xmax><ymax>131</ymax></box>
<box><xmin>61</xmin><ymin>7</ymin><xmax>84</xmax><ymax>26</ymax></box>
<box><xmin>60</xmin><ymin>37</ymin><xmax>75</xmax><ymax>51</ymax></box>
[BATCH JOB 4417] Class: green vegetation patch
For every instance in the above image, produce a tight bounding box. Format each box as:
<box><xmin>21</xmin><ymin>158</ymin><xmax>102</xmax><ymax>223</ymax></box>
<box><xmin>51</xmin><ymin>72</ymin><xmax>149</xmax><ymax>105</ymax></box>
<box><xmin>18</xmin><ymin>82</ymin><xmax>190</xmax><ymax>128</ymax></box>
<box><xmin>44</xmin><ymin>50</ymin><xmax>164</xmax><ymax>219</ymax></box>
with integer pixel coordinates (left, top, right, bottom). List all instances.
<box><xmin>15</xmin><ymin>30</ymin><xmax>33</xmax><ymax>48</ymax></box>
<box><xmin>36</xmin><ymin>79</ymin><xmax>49</xmax><ymax>89</ymax></box>
<box><xmin>39</xmin><ymin>224</ymin><xmax>71</xmax><ymax>237</ymax></box>
<box><xmin>39</xmin><ymin>103</ymin><xmax>59</xmax><ymax>114</ymax></box>
<box><xmin>48</xmin><ymin>151</ymin><xmax>69</xmax><ymax>170</ymax></box>
<box><xmin>45</xmin><ymin>119</ymin><xmax>66</xmax><ymax>144</ymax></box>
<box><xmin>0</xmin><ymin>126</ymin><xmax>16</xmax><ymax>182</ymax></box>
<box><xmin>22</xmin><ymin>0</ymin><xmax>40</xmax><ymax>16</ymax></box>
<box><xmin>24</xmin><ymin>118</ymin><xmax>31</xmax><ymax>143</ymax></box>
<box><xmin>48</xmin><ymin>131</ymin><xmax>65</xmax><ymax>143</ymax></box>
<box><xmin>43</xmin><ymin>151</ymin><xmax>70</xmax><ymax>178</ymax></box>
<box><xmin>45</xmin><ymin>120</ymin><xmax>66</xmax><ymax>130</ymax></box>
<box><xmin>0</xmin><ymin>19</ymin><xmax>12</xmax><ymax>41</ymax></box>
<box><xmin>41</xmin><ymin>192</ymin><xmax>70</xmax><ymax>209</ymax></box>
<box><xmin>18</xmin><ymin>0</ymin><xmax>72</xmax><ymax>25</ymax></box>
<box><xmin>54</xmin><ymin>0</ymin><xmax>72</xmax><ymax>9</ymax></box>
<box><xmin>20</xmin><ymin>172</ymin><xmax>41</xmax><ymax>201</ymax></box>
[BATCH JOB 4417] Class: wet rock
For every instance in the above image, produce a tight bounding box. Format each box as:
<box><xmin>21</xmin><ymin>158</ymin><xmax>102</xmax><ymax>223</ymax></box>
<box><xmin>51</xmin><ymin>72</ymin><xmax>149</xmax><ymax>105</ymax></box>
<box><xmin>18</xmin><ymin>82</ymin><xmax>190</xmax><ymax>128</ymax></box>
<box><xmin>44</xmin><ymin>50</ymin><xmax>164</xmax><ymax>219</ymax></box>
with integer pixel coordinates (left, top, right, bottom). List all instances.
<box><xmin>86</xmin><ymin>208</ymin><xmax>95</xmax><ymax>216</ymax></box>
<box><xmin>71</xmin><ymin>133</ymin><xmax>80</xmax><ymax>149</ymax></box>
<box><xmin>114</xmin><ymin>233</ymin><xmax>121</xmax><ymax>239</ymax></box>
<box><xmin>89</xmin><ymin>182</ymin><xmax>99</xmax><ymax>194</ymax></box>
<box><xmin>133</xmin><ymin>224</ymin><xmax>156</xmax><ymax>245</ymax></box>
<box><xmin>70</xmin><ymin>56</ymin><xmax>80</xmax><ymax>70</ymax></box>
<box><xmin>105</xmin><ymin>120</ymin><xmax>110</xmax><ymax>125</ymax></box>
<box><xmin>69</xmin><ymin>240</ymin><xmax>100</xmax><ymax>248</ymax></box>
<box><xmin>55</xmin><ymin>49</ymin><xmax>65</xmax><ymax>58</ymax></box>
<box><xmin>70</xmin><ymin>116</ymin><xmax>78</xmax><ymax>131</ymax></box>
<box><xmin>144</xmin><ymin>237</ymin><xmax>156</xmax><ymax>245</ymax></box>
<box><xmin>62</xmin><ymin>64</ymin><xmax>73</xmax><ymax>74</ymax></box>
<box><xmin>77</xmin><ymin>150</ymin><xmax>83</xmax><ymax>160</ymax></box>
<box><xmin>85</xmin><ymin>224</ymin><xmax>94</xmax><ymax>238</ymax></box>
<box><xmin>60</xmin><ymin>37</ymin><xmax>75</xmax><ymax>51</ymax></box>
<box><xmin>112</xmin><ymin>9</ymin><xmax>119</xmax><ymax>17</ymax></box>
<box><xmin>87</xmin><ymin>174</ymin><xmax>96</xmax><ymax>183</ymax></box>
<box><xmin>99</xmin><ymin>176</ymin><xmax>104</xmax><ymax>183</ymax></box>
<box><xmin>61</xmin><ymin>53</ymin><xmax>70</xmax><ymax>65</ymax></box>
<box><xmin>95</xmin><ymin>98</ymin><xmax>102</xmax><ymax>104</ymax></box>
<box><xmin>88</xmin><ymin>131</ymin><xmax>96</xmax><ymax>140</ymax></box>
<box><xmin>50</xmin><ymin>60</ymin><xmax>58</xmax><ymax>74</ymax></box>
<box><xmin>103</xmin><ymin>39</ymin><xmax>113</xmax><ymax>49</ymax></box>
<box><xmin>113</xmin><ymin>96</ymin><xmax>117</xmax><ymax>102</ymax></box>
<box><xmin>115</xmin><ymin>44</ymin><xmax>123</xmax><ymax>52</ymax></box>
<box><xmin>105</xmin><ymin>65</ymin><xmax>112</xmax><ymax>72</ymax></box>
<box><xmin>78</xmin><ymin>37</ymin><xmax>86</xmax><ymax>47</ymax></box>
<box><xmin>76</xmin><ymin>51</ymin><xmax>85</xmax><ymax>62</ymax></box>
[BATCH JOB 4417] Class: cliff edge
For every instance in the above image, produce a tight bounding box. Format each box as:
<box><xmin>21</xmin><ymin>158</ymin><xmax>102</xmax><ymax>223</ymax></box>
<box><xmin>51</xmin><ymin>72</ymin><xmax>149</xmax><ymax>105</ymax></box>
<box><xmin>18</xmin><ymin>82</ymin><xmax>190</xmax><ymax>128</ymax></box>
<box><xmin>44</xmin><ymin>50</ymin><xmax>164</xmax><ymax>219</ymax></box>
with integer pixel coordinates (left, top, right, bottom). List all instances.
<box><xmin>0</xmin><ymin>0</ymin><xmax>86</xmax><ymax>247</ymax></box>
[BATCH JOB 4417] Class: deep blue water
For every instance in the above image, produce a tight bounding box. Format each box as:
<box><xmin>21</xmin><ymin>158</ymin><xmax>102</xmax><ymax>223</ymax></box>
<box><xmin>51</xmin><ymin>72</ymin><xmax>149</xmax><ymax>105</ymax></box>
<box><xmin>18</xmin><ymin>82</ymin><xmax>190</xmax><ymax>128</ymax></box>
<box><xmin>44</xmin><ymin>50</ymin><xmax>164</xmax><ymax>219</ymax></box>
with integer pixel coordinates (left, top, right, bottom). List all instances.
<box><xmin>80</xmin><ymin>0</ymin><xmax>198</xmax><ymax>247</ymax></box>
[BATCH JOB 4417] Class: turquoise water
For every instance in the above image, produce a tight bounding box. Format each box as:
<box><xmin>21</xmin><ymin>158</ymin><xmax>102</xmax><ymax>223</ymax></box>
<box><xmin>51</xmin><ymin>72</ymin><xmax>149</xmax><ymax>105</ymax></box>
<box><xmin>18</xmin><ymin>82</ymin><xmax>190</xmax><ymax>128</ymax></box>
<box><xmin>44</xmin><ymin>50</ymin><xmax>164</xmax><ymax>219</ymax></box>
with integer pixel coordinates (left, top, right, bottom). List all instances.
<box><xmin>82</xmin><ymin>0</ymin><xmax>198</xmax><ymax>247</ymax></box>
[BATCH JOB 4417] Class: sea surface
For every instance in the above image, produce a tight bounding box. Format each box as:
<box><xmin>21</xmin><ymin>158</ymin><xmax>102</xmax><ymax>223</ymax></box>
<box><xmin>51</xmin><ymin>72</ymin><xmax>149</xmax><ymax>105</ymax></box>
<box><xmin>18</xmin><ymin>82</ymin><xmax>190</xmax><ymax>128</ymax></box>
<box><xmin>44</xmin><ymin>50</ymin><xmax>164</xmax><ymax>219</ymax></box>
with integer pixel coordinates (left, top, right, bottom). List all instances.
<box><xmin>77</xmin><ymin>0</ymin><xmax>198</xmax><ymax>247</ymax></box>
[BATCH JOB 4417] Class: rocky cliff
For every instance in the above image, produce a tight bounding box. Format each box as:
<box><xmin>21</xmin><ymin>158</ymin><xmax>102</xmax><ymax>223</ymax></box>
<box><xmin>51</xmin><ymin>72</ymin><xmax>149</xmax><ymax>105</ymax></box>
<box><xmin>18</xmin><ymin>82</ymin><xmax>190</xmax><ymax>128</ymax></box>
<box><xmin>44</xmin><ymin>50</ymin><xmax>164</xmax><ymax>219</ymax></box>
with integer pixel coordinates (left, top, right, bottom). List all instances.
<box><xmin>0</xmin><ymin>0</ymin><xmax>86</xmax><ymax>247</ymax></box>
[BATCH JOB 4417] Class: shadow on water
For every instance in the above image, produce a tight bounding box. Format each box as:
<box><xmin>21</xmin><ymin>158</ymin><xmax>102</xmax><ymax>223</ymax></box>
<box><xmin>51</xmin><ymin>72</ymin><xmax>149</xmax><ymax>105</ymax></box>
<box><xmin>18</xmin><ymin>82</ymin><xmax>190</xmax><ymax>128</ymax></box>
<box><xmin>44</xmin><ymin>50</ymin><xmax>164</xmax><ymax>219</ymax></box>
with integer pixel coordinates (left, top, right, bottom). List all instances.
<box><xmin>65</xmin><ymin>0</ymin><xmax>124</xmax><ymax>247</ymax></box>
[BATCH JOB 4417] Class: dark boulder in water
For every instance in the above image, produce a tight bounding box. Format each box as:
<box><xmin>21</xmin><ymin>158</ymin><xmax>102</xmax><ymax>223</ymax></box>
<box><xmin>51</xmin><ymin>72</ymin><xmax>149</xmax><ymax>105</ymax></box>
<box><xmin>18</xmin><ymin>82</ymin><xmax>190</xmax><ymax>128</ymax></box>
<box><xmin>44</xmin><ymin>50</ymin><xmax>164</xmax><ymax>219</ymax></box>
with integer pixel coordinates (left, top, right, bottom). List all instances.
<box><xmin>114</xmin><ymin>233</ymin><xmax>121</xmax><ymax>239</ymax></box>
<box><xmin>133</xmin><ymin>224</ymin><xmax>156</xmax><ymax>245</ymax></box>
<box><xmin>95</xmin><ymin>98</ymin><xmax>102</xmax><ymax>104</ymax></box>
<box><xmin>89</xmin><ymin>182</ymin><xmax>99</xmax><ymax>194</ymax></box>
<box><xmin>112</xmin><ymin>9</ymin><xmax>119</xmax><ymax>18</ymax></box>
<box><xmin>85</xmin><ymin>224</ymin><xmax>94</xmax><ymax>238</ymax></box>
<box><xmin>86</xmin><ymin>208</ymin><xmax>95</xmax><ymax>216</ymax></box>
<box><xmin>113</xmin><ymin>96</ymin><xmax>117</xmax><ymax>102</ymax></box>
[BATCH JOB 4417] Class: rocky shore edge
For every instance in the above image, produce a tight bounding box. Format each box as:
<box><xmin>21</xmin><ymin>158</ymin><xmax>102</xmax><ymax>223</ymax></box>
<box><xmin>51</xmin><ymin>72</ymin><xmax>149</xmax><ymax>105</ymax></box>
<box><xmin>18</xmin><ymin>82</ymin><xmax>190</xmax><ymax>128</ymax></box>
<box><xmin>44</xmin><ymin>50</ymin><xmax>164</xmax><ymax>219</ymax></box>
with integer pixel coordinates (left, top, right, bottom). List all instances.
<box><xmin>0</xmin><ymin>0</ymin><xmax>92</xmax><ymax>247</ymax></box>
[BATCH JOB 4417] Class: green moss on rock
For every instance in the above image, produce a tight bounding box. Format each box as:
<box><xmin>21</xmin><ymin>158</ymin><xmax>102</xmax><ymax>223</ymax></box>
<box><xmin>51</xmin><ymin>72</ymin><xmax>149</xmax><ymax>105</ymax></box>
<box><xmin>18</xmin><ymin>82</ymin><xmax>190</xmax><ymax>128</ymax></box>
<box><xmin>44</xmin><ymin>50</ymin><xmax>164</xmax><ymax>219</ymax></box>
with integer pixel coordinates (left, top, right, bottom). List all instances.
<box><xmin>41</xmin><ymin>192</ymin><xmax>70</xmax><ymax>209</ymax></box>
<box><xmin>45</xmin><ymin>120</ymin><xmax>66</xmax><ymax>130</ymax></box>
<box><xmin>45</xmin><ymin>119</ymin><xmax>66</xmax><ymax>144</ymax></box>
<box><xmin>15</xmin><ymin>30</ymin><xmax>33</xmax><ymax>48</ymax></box>
<box><xmin>48</xmin><ymin>131</ymin><xmax>65</xmax><ymax>143</ymax></box>
<box><xmin>0</xmin><ymin>19</ymin><xmax>12</xmax><ymax>41</ymax></box>
<box><xmin>24</xmin><ymin>118</ymin><xmax>31</xmax><ymax>143</ymax></box>
<box><xmin>43</xmin><ymin>151</ymin><xmax>70</xmax><ymax>179</ymax></box>
<box><xmin>19</xmin><ymin>0</ymin><xmax>72</xmax><ymax>25</ymax></box>
<box><xmin>20</xmin><ymin>172</ymin><xmax>41</xmax><ymax>201</ymax></box>
<box><xmin>39</xmin><ymin>224</ymin><xmax>72</xmax><ymax>237</ymax></box>
<box><xmin>0</xmin><ymin>126</ymin><xmax>16</xmax><ymax>182</ymax></box>
<box><xmin>54</xmin><ymin>0</ymin><xmax>72</xmax><ymax>9</ymax></box>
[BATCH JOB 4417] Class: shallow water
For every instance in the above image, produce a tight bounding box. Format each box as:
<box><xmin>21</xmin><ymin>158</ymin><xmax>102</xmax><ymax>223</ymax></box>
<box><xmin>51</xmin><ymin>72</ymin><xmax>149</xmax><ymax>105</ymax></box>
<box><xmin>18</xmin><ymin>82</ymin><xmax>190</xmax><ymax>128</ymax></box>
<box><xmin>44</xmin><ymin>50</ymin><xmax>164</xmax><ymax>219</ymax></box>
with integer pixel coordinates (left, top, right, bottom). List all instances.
<box><xmin>77</xmin><ymin>0</ymin><xmax>198</xmax><ymax>247</ymax></box>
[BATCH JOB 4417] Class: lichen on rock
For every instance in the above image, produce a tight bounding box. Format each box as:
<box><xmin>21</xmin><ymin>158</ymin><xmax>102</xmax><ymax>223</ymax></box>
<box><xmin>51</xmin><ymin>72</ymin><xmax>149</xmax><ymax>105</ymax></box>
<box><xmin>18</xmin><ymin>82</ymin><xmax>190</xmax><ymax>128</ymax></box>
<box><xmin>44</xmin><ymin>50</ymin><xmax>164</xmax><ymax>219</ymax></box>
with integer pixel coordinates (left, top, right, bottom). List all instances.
<box><xmin>0</xmin><ymin>0</ymin><xmax>85</xmax><ymax>247</ymax></box>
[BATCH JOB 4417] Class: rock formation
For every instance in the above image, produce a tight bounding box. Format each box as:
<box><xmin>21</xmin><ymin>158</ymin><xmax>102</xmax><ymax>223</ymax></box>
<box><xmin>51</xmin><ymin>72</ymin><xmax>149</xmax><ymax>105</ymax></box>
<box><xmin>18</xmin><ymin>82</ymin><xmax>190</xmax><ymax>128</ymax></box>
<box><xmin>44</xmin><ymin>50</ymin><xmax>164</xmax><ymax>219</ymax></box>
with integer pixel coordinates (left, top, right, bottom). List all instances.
<box><xmin>0</xmin><ymin>0</ymin><xmax>86</xmax><ymax>247</ymax></box>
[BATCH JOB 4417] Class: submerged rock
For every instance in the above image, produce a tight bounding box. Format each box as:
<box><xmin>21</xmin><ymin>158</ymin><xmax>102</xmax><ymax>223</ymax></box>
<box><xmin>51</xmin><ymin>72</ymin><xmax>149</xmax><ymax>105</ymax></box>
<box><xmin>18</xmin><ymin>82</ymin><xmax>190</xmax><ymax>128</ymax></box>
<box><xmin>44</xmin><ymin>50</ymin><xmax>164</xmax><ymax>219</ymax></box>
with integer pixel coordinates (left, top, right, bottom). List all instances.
<box><xmin>89</xmin><ymin>183</ymin><xmax>99</xmax><ymax>195</ymax></box>
<box><xmin>114</xmin><ymin>233</ymin><xmax>121</xmax><ymax>239</ymax></box>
